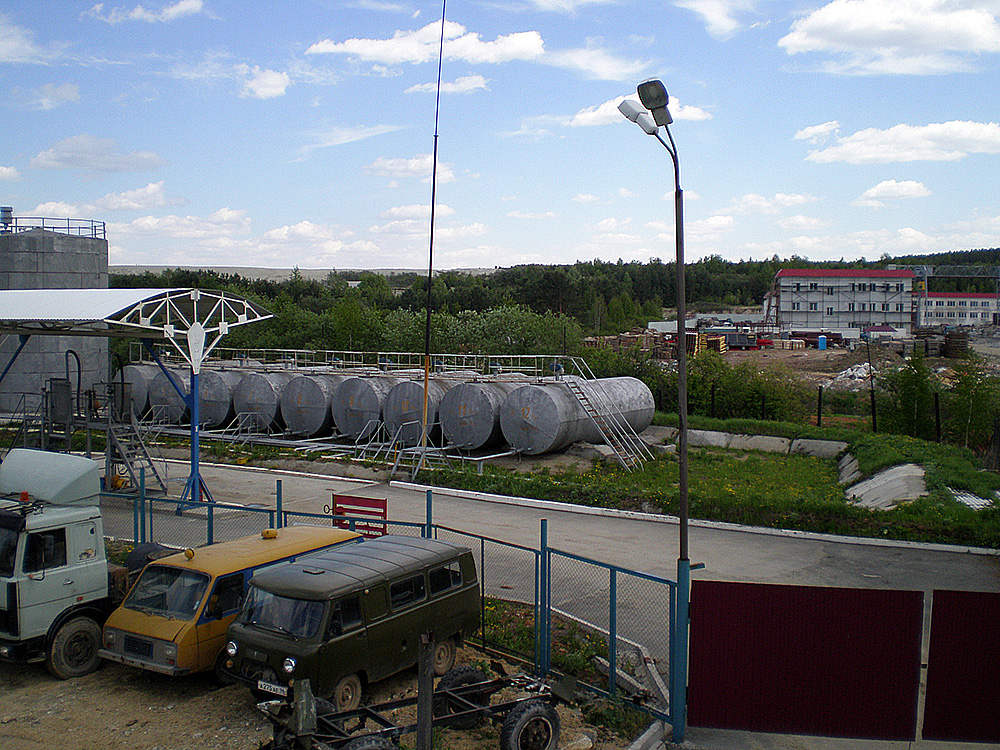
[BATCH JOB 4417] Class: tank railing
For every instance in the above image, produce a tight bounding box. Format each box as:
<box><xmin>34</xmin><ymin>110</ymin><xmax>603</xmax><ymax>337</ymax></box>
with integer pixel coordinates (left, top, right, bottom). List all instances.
<box><xmin>576</xmin><ymin>379</ymin><xmax>654</xmax><ymax>464</ymax></box>
<box><xmin>0</xmin><ymin>215</ymin><xmax>105</xmax><ymax>238</ymax></box>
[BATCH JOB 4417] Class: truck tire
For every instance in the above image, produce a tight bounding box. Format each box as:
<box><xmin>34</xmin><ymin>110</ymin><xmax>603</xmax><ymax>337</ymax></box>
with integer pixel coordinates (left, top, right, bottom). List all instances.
<box><xmin>432</xmin><ymin>637</ymin><xmax>456</xmax><ymax>676</ymax></box>
<box><xmin>332</xmin><ymin>672</ymin><xmax>363</xmax><ymax>712</ymax></box>
<box><xmin>432</xmin><ymin>666</ymin><xmax>489</xmax><ymax>730</ymax></box>
<box><xmin>499</xmin><ymin>699</ymin><xmax>560</xmax><ymax>750</ymax></box>
<box><xmin>46</xmin><ymin>616</ymin><xmax>102</xmax><ymax>680</ymax></box>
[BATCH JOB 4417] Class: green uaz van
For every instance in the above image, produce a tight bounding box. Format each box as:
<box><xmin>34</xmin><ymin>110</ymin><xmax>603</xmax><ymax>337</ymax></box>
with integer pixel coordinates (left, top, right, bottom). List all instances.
<box><xmin>221</xmin><ymin>535</ymin><xmax>479</xmax><ymax>710</ymax></box>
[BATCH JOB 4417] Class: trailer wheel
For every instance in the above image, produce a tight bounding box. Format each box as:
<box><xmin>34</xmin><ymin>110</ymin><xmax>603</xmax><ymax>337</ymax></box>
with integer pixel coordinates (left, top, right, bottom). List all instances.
<box><xmin>432</xmin><ymin>637</ymin><xmax>456</xmax><ymax>676</ymax></box>
<box><xmin>433</xmin><ymin>666</ymin><xmax>489</xmax><ymax>730</ymax></box>
<box><xmin>341</xmin><ymin>736</ymin><xmax>397</xmax><ymax>750</ymax></box>
<box><xmin>500</xmin><ymin>700</ymin><xmax>560</xmax><ymax>750</ymax></box>
<box><xmin>46</xmin><ymin>616</ymin><xmax>102</xmax><ymax>680</ymax></box>
<box><xmin>332</xmin><ymin>672</ymin><xmax>363</xmax><ymax>712</ymax></box>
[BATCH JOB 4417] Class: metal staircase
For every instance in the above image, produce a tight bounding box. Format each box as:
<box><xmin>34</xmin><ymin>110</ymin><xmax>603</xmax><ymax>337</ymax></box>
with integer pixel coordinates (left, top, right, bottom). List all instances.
<box><xmin>563</xmin><ymin>373</ymin><xmax>654</xmax><ymax>471</ymax></box>
<box><xmin>388</xmin><ymin>423</ymin><xmax>452</xmax><ymax>480</ymax></box>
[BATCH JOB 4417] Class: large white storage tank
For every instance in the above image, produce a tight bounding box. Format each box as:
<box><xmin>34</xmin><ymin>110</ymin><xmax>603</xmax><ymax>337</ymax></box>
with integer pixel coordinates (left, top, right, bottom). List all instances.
<box><xmin>233</xmin><ymin>371</ymin><xmax>294</xmax><ymax>431</ymax></box>
<box><xmin>440</xmin><ymin>380</ymin><xmax>522</xmax><ymax>451</ymax></box>
<box><xmin>500</xmin><ymin>376</ymin><xmax>654</xmax><ymax>455</ymax></box>
<box><xmin>280</xmin><ymin>373</ymin><xmax>348</xmax><ymax>437</ymax></box>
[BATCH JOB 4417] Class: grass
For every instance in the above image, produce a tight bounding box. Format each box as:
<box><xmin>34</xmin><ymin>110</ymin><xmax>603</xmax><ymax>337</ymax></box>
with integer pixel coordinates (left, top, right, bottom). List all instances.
<box><xmin>422</xmin><ymin>429</ymin><xmax>1000</xmax><ymax>548</ymax></box>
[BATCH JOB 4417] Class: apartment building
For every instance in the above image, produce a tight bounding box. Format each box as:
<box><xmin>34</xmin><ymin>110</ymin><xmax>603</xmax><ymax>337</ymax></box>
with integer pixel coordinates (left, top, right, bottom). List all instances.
<box><xmin>916</xmin><ymin>291</ymin><xmax>1000</xmax><ymax>327</ymax></box>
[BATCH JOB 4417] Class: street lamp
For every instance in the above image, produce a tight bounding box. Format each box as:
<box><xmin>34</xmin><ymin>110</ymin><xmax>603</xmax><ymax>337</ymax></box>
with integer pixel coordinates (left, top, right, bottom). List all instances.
<box><xmin>619</xmin><ymin>78</ymin><xmax>692</xmax><ymax>743</ymax></box>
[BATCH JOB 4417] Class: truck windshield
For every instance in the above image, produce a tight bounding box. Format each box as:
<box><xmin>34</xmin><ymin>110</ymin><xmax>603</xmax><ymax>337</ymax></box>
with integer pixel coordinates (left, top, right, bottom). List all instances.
<box><xmin>123</xmin><ymin>565</ymin><xmax>211</xmax><ymax>620</ymax></box>
<box><xmin>238</xmin><ymin>586</ymin><xmax>324</xmax><ymax>639</ymax></box>
<box><xmin>0</xmin><ymin>527</ymin><xmax>16</xmax><ymax>578</ymax></box>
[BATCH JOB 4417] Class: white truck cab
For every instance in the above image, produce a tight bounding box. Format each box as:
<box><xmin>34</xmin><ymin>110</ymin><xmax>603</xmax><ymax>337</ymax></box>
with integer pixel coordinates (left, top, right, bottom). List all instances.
<box><xmin>0</xmin><ymin>449</ymin><xmax>128</xmax><ymax>678</ymax></box>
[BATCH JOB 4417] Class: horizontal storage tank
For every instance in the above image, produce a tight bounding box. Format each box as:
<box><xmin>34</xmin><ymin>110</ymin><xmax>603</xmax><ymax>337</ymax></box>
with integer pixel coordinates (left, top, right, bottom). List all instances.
<box><xmin>332</xmin><ymin>376</ymin><xmax>406</xmax><ymax>441</ymax></box>
<box><xmin>500</xmin><ymin>376</ymin><xmax>654</xmax><ymax>455</ymax></box>
<box><xmin>280</xmin><ymin>373</ymin><xmax>349</xmax><ymax>437</ymax></box>
<box><xmin>199</xmin><ymin>369</ymin><xmax>243</xmax><ymax>429</ymax></box>
<box><xmin>147</xmin><ymin>368</ymin><xmax>190</xmax><ymax>424</ymax></box>
<box><xmin>440</xmin><ymin>380</ymin><xmax>522</xmax><ymax>451</ymax></box>
<box><xmin>383</xmin><ymin>378</ymin><xmax>462</xmax><ymax>447</ymax></box>
<box><xmin>234</xmin><ymin>371</ymin><xmax>294</xmax><ymax>431</ymax></box>
<box><xmin>119</xmin><ymin>364</ymin><xmax>160</xmax><ymax>418</ymax></box>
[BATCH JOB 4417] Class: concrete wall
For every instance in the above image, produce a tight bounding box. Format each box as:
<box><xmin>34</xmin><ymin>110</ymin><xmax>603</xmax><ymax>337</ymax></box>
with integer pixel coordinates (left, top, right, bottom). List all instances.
<box><xmin>0</xmin><ymin>228</ymin><xmax>109</xmax><ymax>413</ymax></box>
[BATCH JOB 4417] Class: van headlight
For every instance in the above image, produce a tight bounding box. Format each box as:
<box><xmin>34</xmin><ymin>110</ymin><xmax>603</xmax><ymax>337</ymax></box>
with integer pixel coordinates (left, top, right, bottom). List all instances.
<box><xmin>282</xmin><ymin>657</ymin><xmax>296</xmax><ymax>675</ymax></box>
<box><xmin>104</xmin><ymin>629</ymin><xmax>116</xmax><ymax>647</ymax></box>
<box><xmin>225</xmin><ymin>641</ymin><xmax>238</xmax><ymax>657</ymax></box>
<box><xmin>164</xmin><ymin>644</ymin><xmax>177</xmax><ymax>661</ymax></box>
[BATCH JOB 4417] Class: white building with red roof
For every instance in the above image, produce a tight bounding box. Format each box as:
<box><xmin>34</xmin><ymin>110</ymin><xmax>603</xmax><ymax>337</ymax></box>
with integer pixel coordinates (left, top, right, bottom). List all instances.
<box><xmin>915</xmin><ymin>291</ymin><xmax>999</xmax><ymax>327</ymax></box>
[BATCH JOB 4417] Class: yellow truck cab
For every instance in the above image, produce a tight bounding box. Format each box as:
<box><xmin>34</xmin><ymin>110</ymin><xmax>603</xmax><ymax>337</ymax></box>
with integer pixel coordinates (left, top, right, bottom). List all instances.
<box><xmin>100</xmin><ymin>526</ymin><xmax>361</xmax><ymax>677</ymax></box>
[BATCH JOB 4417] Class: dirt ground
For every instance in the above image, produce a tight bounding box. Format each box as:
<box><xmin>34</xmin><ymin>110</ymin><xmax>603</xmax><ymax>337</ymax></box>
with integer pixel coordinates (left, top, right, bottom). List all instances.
<box><xmin>0</xmin><ymin>647</ymin><xmax>635</xmax><ymax>750</ymax></box>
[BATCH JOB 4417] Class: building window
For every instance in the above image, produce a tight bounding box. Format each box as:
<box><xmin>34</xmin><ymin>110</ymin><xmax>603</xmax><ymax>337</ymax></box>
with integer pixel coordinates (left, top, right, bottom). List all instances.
<box><xmin>809</xmin><ymin>302</ymin><xmax>818</xmax><ymax>311</ymax></box>
<box><xmin>792</xmin><ymin>302</ymin><xmax>801</xmax><ymax>311</ymax></box>
<box><xmin>869</xmin><ymin>283</ymin><xmax>877</xmax><ymax>291</ymax></box>
<box><xmin>970</xmin><ymin>312</ymin><xmax>979</xmax><ymax>319</ymax></box>
<box><xmin>826</xmin><ymin>307</ymin><xmax>834</xmax><ymax>315</ymax></box>
<box><xmin>848</xmin><ymin>302</ymin><xmax>855</xmax><ymax>311</ymax></box>
<box><xmin>896</xmin><ymin>304</ymin><xmax>904</xmax><ymax>312</ymax></box>
<box><xmin>859</xmin><ymin>303</ymin><xmax>866</xmax><ymax>312</ymax></box>
<box><xmin>947</xmin><ymin>312</ymin><xmax>955</xmax><ymax>318</ymax></box>
<box><xmin>881</xmin><ymin>303</ymin><xmax>889</xmax><ymax>311</ymax></box>
<box><xmin>936</xmin><ymin>300</ymin><xmax>944</xmax><ymax>306</ymax></box>
<box><xmin>947</xmin><ymin>301</ymin><xmax>956</xmax><ymax>306</ymax></box>
<box><xmin>809</xmin><ymin>282</ymin><xmax>818</xmax><ymax>291</ymax></box>
<box><xmin>896</xmin><ymin>284</ymin><xmax>903</xmax><ymax>292</ymax></box>
<box><xmin>826</xmin><ymin>286</ymin><xmax>834</xmax><ymax>295</ymax></box>
<box><xmin>794</xmin><ymin>283</ymin><xmax>801</xmax><ymax>291</ymax></box>
<box><xmin>959</xmin><ymin>313</ymin><xmax>967</xmax><ymax>319</ymax></box>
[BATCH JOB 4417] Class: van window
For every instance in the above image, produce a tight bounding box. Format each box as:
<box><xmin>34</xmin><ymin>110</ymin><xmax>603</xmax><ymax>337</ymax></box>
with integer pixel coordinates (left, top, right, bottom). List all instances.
<box><xmin>23</xmin><ymin>528</ymin><xmax>67</xmax><ymax>573</ymax></box>
<box><xmin>429</xmin><ymin>561</ymin><xmax>462</xmax><ymax>595</ymax></box>
<box><xmin>124</xmin><ymin>566</ymin><xmax>211</xmax><ymax>620</ymax></box>
<box><xmin>389</xmin><ymin>575</ymin><xmax>426</xmax><ymax>610</ymax></box>
<box><xmin>211</xmin><ymin>572</ymin><xmax>244</xmax><ymax>615</ymax></box>
<box><xmin>327</xmin><ymin>595</ymin><xmax>362</xmax><ymax>638</ymax></box>
<box><xmin>241</xmin><ymin>587</ymin><xmax>325</xmax><ymax>639</ymax></box>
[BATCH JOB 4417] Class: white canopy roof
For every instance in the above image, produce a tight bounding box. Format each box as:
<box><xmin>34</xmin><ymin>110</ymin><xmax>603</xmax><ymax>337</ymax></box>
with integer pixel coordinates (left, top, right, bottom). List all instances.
<box><xmin>0</xmin><ymin>288</ymin><xmax>272</xmax><ymax>371</ymax></box>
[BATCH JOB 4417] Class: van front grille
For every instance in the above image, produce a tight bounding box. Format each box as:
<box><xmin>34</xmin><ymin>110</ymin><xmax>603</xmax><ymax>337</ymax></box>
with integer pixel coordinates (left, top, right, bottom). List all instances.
<box><xmin>124</xmin><ymin>635</ymin><xmax>153</xmax><ymax>658</ymax></box>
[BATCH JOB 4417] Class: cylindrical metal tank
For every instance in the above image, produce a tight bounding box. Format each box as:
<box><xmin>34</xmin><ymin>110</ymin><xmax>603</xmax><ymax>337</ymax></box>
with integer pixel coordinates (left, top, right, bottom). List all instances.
<box><xmin>233</xmin><ymin>372</ymin><xmax>294</xmax><ymax>431</ymax></box>
<box><xmin>331</xmin><ymin>376</ymin><xmax>406</xmax><ymax>441</ymax></box>
<box><xmin>383</xmin><ymin>378</ymin><xmax>462</xmax><ymax>447</ymax></box>
<box><xmin>500</xmin><ymin>376</ymin><xmax>654</xmax><ymax>455</ymax></box>
<box><xmin>199</xmin><ymin>369</ymin><xmax>242</xmax><ymax>429</ymax></box>
<box><xmin>119</xmin><ymin>363</ymin><xmax>160</xmax><ymax>418</ymax></box>
<box><xmin>280</xmin><ymin>374</ymin><xmax>348</xmax><ymax>437</ymax></box>
<box><xmin>147</xmin><ymin>368</ymin><xmax>190</xmax><ymax>424</ymax></box>
<box><xmin>440</xmin><ymin>380</ymin><xmax>522</xmax><ymax>451</ymax></box>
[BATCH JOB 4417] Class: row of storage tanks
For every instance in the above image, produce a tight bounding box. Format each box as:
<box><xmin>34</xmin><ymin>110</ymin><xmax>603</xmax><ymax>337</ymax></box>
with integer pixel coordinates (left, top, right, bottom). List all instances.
<box><xmin>121</xmin><ymin>364</ymin><xmax>655</xmax><ymax>456</ymax></box>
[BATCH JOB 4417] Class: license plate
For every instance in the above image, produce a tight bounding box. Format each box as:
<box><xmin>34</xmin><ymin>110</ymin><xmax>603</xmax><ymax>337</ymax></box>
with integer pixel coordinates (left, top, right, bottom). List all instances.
<box><xmin>257</xmin><ymin>680</ymin><xmax>289</xmax><ymax>697</ymax></box>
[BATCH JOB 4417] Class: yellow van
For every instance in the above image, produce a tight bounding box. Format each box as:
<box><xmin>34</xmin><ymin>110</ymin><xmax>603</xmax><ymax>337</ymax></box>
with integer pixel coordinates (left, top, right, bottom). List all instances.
<box><xmin>99</xmin><ymin>526</ymin><xmax>361</xmax><ymax>677</ymax></box>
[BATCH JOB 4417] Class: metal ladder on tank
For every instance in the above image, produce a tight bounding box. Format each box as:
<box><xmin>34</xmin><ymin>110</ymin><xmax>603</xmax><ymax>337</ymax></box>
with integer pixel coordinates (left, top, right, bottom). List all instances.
<box><xmin>563</xmin><ymin>366</ymin><xmax>654</xmax><ymax>471</ymax></box>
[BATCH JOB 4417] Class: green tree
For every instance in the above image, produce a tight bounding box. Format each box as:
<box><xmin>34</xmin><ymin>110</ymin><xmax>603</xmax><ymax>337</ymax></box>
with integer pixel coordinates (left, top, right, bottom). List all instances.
<box><xmin>879</xmin><ymin>346</ymin><xmax>938</xmax><ymax>440</ymax></box>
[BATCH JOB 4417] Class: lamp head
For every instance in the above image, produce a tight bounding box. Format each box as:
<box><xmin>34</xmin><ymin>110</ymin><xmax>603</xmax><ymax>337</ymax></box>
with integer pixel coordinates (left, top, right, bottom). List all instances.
<box><xmin>637</xmin><ymin>78</ymin><xmax>672</xmax><ymax>126</ymax></box>
<box><xmin>618</xmin><ymin>100</ymin><xmax>660</xmax><ymax>135</ymax></box>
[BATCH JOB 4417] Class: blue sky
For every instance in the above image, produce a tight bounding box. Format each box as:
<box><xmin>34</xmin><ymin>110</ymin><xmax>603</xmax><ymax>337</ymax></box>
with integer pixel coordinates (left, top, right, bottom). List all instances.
<box><xmin>2</xmin><ymin>0</ymin><xmax>999</xmax><ymax>271</ymax></box>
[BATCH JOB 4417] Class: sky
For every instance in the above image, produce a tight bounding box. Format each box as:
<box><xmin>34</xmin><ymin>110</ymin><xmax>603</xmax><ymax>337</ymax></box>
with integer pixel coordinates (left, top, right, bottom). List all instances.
<box><xmin>2</xmin><ymin>0</ymin><xmax>1000</xmax><ymax>272</ymax></box>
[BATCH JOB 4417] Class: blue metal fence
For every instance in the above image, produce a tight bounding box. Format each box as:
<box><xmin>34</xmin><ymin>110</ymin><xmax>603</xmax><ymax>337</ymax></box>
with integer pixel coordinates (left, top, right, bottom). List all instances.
<box><xmin>102</xmin><ymin>481</ymin><xmax>678</xmax><ymax>726</ymax></box>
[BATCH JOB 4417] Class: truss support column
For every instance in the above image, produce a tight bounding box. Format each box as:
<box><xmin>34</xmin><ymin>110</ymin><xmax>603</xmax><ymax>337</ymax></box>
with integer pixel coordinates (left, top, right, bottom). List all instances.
<box><xmin>0</xmin><ymin>334</ymin><xmax>30</xmax><ymax>388</ymax></box>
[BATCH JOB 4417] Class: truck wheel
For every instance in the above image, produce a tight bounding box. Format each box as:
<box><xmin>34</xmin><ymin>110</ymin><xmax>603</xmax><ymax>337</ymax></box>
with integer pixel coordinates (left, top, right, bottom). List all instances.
<box><xmin>433</xmin><ymin>666</ymin><xmax>489</xmax><ymax>730</ymax></box>
<box><xmin>332</xmin><ymin>673</ymin><xmax>363</xmax><ymax>712</ymax></box>
<box><xmin>46</xmin><ymin>616</ymin><xmax>102</xmax><ymax>680</ymax></box>
<box><xmin>500</xmin><ymin>700</ymin><xmax>560</xmax><ymax>750</ymax></box>
<box><xmin>432</xmin><ymin>637</ymin><xmax>456</xmax><ymax>676</ymax></box>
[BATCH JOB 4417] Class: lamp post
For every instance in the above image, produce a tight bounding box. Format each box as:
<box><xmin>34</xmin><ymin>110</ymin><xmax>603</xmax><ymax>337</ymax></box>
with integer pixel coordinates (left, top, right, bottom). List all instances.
<box><xmin>619</xmin><ymin>79</ymin><xmax>691</xmax><ymax>743</ymax></box>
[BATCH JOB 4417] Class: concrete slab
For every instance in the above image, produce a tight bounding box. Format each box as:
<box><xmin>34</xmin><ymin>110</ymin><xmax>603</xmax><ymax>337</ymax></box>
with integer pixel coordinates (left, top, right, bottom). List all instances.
<box><xmin>790</xmin><ymin>438</ymin><xmax>848</xmax><ymax>459</ymax></box>
<box><xmin>847</xmin><ymin>463</ymin><xmax>927</xmax><ymax>509</ymax></box>
<box><xmin>688</xmin><ymin>429</ymin><xmax>731</xmax><ymax>448</ymax></box>
<box><xmin>838</xmin><ymin>454</ymin><xmax>862</xmax><ymax>485</ymax></box>
<box><xmin>728</xmin><ymin>434</ymin><xmax>791</xmax><ymax>453</ymax></box>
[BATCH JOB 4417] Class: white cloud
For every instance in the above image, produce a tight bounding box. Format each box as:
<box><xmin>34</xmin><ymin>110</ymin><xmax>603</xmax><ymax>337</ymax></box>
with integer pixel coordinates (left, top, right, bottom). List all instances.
<box><xmin>506</xmin><ymin>211</ymin><xmax>559</xmax><ymax>218</ymax></box>
<box><xmin>298</xmin><ymin>124</ymin><xmax>405</xmax><ymax>160</ymax></box>
<box><xmin>854</xmin><ymin>179</ymin><xmax>931</xmax><ymax>206</ymax></box>
<box><xmin>239</xmin><ymin>66</ymin><xmax>291</xmax><ymax>99</ymax></box>
<box><xmin>37</xmin><ymin>182</ymin><xmax>174</xmax><ymax>215</ymax></box>
<box><xmin>795</xmin><ymin>121</ymin><xmax>839</xmax><ymax>143</ymax></box>
<box><xmin>32</xmin><ymin>82</ymin><xmax>80</xmax><ymax>110</ymax></box>
<box><xmin>30</xmin><ymin>135</ymin><xmax>165</xmax><ymax>172</ymax></box>
<box><xmin>86</xmin><ymin>0</ymin><xmax>205</xmax><ymax>24</ymax></box>
<box><xmin>687</xmin><ymin>214</ymin><xmax>736</xmax><ymax>239</ymax></box>
<box><xmin>405</xmin><ymin>74</ymin><xmax>489</xmax><ymax>94</ymax></box>
<box><xmin>778</xmin><ymin>214</ymin><xmax>829</xmax><ymax>230</ymax></box>
<box><xmin>619</xmin><ymin>188</ymin><xmax>634</xmax><ymax>197</ymax></box>
<box><xmin>674</xmin><ymin>0</ymin><xmax>755</xmax><ymax>39</ymax></box>
<box><xmin>307</xmin><ymin>21</ymin><xmax>544</xmax><ymax>65</ymax></box>
<box><xmin>109</xmin><ymin>207</ymin><xmax>250</xmax><ymax>239</ymax></box>
<box><xmin>0</xmin><ymin>12</ymin><xmax>53</xmax><ymax>63</ymax></box>
<box><xmin>804</xmin><ymin>120</ymin><xmax>1000</xmax><ymax>163</ymax></box>
<box><xmin>0</xmin><ymin>165</ymin><xmax>20</xmax><ymax>180</ymax></box>
<box><xmin>723</xmin><ymin>192</ymin><xmax>818</xmax><ymax>214</ymax></box>
<box><xmin>381</xmin><ymin>204</ymin><xmax>455</xmax><ymax>218</ymax></box>
<box><xmin>529</xmin><ymin>0</ymin><xmax>611</xmax><ymax>10</ymax></box>
<box><xmin>573</xmin><ymin>194</ymin><xmax>600</xmax><ymax>203</ymax></box>
<box><xmin>543</xmin><ymin>46</ymin><xmax>647</xmax><ymax>81</ymax></box>
<box><xmin>364</xmin><ymin>154</ymin><xmax>456</xmax><ymax>183</ymax></box>
<box><xmin>779</xmin><ymin>0</ymin><xmax>1000</xmax><ymax>75</ymax></box>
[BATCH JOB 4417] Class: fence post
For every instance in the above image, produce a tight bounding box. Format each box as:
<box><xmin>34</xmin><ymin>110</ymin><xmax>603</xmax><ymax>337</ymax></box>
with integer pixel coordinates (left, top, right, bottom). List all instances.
<box><xmin>207</xmin><ymin>503</ymin><xmax>214</xmax><ymax>546</ymax></box>
<box><xmin>139</xmin><ymin>467</ymin><xmax>146</xmax><ymax>544</ymax></box>
<box><xmin>276</xmin><ymin>479</ymin><xmax>283</xmax><ymax>529</ymax></box>
<box><xmin>480</xmin><ymin>537</ymin><xmax>486</xmax><ymax>653</ymax></box>
<box><xmin>539</xmin><ymin>518</ymin><xmax>550</xmax><ymax>676</ymax></box>
<box><xmin>817</xmin><ymin>385</ymin><xmax>823</xmax><ymax>427</ymax></box>
<box><xmin>673</xmin><ymin>559</ymin><xmax>691</xmax><ymax>743</ymax></box>
<box><xmin>609</xmin><ymin>567</ymin><xmax>617</xmax><ymax>696</ymax></box>
<box><xmin>425</xmin><ymin>489</ymin><xmax>433</xmax><ymax>538</ymax></box>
